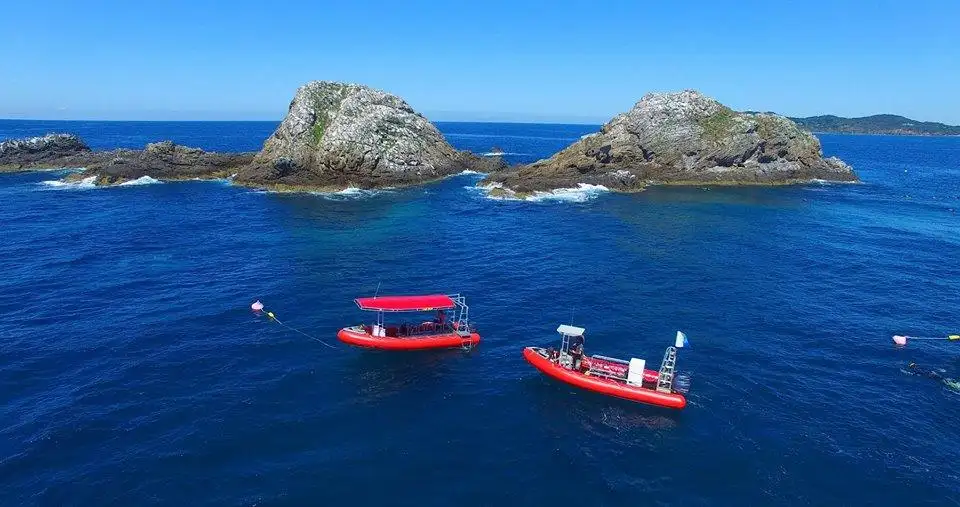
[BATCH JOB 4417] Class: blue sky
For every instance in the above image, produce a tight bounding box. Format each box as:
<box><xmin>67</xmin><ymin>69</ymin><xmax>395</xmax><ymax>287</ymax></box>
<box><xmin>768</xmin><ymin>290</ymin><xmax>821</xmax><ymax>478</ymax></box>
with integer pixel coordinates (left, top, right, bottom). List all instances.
<box><xmin>1</xmin><ymin>0</ymin><xmax>957</xmax><ymax>123</ymax></box>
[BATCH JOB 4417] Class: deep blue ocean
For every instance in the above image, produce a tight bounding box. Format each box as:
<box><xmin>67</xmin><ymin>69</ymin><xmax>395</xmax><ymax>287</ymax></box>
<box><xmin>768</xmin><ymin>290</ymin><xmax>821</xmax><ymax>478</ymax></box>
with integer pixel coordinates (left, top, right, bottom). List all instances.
<box><xmin>1</xmin><ymin>119</ymin><xmax>959</xmax><ymax>506</ymax></box>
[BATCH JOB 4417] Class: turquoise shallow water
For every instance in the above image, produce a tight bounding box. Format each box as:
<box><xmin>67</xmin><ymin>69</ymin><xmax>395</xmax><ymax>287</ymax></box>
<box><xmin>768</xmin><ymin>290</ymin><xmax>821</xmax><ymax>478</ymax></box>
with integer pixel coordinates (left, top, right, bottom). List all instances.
<box><xmin>1</xmin><ymin>121</ymin><xmax>959</xmax><ymax>505</ymax></box>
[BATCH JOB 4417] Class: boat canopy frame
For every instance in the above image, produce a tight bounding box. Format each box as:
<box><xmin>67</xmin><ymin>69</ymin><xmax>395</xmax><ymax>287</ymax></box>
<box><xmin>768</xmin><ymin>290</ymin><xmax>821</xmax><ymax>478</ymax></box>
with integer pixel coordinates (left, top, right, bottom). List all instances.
<box><xmin>556</xmin><ymin>324</ymin><xmax>585</xmax><ymax>355</ymax></box>
<box><xmin>361</xmin><ymin>293</ymin><xmax>472</xmax><ymax>337</ymax></box>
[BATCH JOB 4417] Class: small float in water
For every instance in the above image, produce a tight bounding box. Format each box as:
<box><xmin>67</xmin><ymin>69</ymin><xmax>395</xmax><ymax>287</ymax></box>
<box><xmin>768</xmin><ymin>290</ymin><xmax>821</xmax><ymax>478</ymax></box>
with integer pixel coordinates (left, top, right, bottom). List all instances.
<box><xmin>337</xmin><ymin>294</ymin><xmax>480</xmax><ymax>350</ymax></box>
<box><xmin>893</xmin><ymin>334</ymin><xmax>959</xmax><ymax>346</ymax></box>
<box><xmin>523</xmin><ymin>325</ymin><xmax>688</xmax><ymax>409</ymax></box>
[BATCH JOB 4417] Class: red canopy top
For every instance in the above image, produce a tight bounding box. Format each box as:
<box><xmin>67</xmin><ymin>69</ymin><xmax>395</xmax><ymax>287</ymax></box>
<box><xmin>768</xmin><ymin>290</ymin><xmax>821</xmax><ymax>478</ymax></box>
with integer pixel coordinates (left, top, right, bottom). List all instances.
<box><xmin>354</xmin><ymin>294</ymin><xmax>455</xmax><ymax>312</ymax></box>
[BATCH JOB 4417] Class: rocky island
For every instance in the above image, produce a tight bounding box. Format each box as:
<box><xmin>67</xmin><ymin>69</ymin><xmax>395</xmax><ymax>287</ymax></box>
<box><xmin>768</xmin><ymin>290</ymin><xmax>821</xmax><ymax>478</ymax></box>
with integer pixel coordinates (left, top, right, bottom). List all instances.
<box><xmin>234</xmin><ymin>81</ymin><xmax>498</xmax><ymax>191</ymax></box>
<box><xmin>481</xmin><ymin>91</ymin><xmax>857</xmax><ymax>196</ymax></box>
<box><xmin>75</xmin><ymin>141</ymin><xmax>255</xmax><ymax>185</ymax></box>
<box><xmin>0</xmin><ymin>134</ymin><xmax>93</xmax><ymax>172</ymax></box>
<box><xmin>1</xmin><ymin>81</ymin><xmax>500</xmax><ymax>189</ymax></box>
<box><xmin>2</xmin><ymin>86</ymin><xmax>855</xmax><ymax>195</ymax></box>
<box><xmin>0</xmin><ymin>133</ymin><xmax>254</xmax><ymax>184</ymax></box>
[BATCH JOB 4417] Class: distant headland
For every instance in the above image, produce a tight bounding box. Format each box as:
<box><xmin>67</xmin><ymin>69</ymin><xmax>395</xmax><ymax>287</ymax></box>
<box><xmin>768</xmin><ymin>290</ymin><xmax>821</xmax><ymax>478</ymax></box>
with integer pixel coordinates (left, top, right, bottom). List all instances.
<box><xmin>1</xmin><ymin>82</ymin><xmax>859</xmax><ymax>193</ymax></box>
<box><xmin>787</xmin><ymin>114</ymin><xmax>960</xmax><ymax>136</ymax></box>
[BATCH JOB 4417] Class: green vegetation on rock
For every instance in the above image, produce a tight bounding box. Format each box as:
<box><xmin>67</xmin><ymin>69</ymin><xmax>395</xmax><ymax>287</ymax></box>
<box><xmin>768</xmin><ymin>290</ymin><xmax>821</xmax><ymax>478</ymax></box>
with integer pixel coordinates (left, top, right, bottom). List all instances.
<box><xmin>699</xmin><ymin>107</ymin><xmax>737</xmax><ymax>142</ymax></box>
<box><xmin>312</xmin><ymin>115</ymin><xmax>328</xmax><ymax>144</ymax></box>
<box><xmin>753</xmin><ymin>114</ymin><xmax>779</xmax><ymax>139</ymax></box>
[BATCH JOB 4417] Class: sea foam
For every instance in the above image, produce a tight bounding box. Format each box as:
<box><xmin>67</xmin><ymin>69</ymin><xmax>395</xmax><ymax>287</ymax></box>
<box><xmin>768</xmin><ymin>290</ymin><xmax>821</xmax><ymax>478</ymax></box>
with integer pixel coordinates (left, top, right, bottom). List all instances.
<box><xmin>478</xmin><ymin>182</ymin><xmax>609</xmax><ymax>203</ymax></box>
<box><xmin>39</xmin><ymin>176</ymin><xmax>97</xmax><ymax>190</ymax></box>
<box><xmin>481</xmin><ymin>152</ymin><xmax>529</xmax><ymax>157</ymax></box>
<box><xmin>310</xmin><ymin>187</ymin><xmax>388</xmax><ymax>201</ymax></box>
<box><xmin>118</xmin><ymin>176</ymin><xmax>162</xmax><ymax>186</ymax></box>
<box><xmin>527</xmin><ymin>184</ymin><xmax>610</xmax><ymax>202</ymax></box>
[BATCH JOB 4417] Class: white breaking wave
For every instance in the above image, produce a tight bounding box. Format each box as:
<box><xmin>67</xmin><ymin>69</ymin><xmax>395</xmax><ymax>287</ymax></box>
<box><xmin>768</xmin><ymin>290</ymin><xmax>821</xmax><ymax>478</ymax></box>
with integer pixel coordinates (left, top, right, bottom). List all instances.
<box><xmin>310</xmin><ymin>187</ymin><xmax>387</xmax><ymax>200</ymax></box>
<box><xmin>806</xmin><ymin>178</ymin><xmax>858</xmax><ymax>185</ymax></box>
<box><xmin>481</xmin><ymin>152</ymin><xmax>528</xmax><ymax>157</ymax></box>
<box><xmin>527</xmin><ymin>183</ymin><xmax>610</xmax><ymax>202</ymax></box>
<box><xmin>458</xmin><ymin>169</ymin><xmax>486</xmax><ymax>176</ymax></box>
<box><xmin>476</xmin><ymin>182</ymin><xmax>609</xmax><ymax>203</ymax></box>
<box><xmin>39</xmin><ymin>175</ymin><xmax>164</xmax><ymax>189</ymax></box>
<box><xmin>118</xmin><ymin>176</ymin><xmax>162</xmax><ymax>186</ymax></box>
<box><xmin>39</xmin><ymin>176</ymin><xmax>97</xmax><ymax>190</ymax></box>
<box><xmin>334</xmin><ymin>187</ymin><xmax>364</xmax><ymax>196</ymax></box>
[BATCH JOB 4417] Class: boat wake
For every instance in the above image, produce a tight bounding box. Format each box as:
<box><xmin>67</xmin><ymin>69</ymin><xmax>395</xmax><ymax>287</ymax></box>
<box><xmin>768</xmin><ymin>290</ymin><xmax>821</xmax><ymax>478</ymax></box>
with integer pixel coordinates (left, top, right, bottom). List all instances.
<box><xmin>481</xmin><ymin>152</ymin><xmax>528</xmax><ymax>157</ymax></box>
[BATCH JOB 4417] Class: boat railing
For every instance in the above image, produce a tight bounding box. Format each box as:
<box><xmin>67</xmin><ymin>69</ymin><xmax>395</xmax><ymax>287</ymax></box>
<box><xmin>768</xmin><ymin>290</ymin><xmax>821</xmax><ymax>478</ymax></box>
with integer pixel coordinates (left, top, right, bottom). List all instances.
<box><xmin>449</xmin><ymin>293</ymin><xmax>471</xmax><ymax>335</ymax></box>
<box><xmin>395</xmin><ymin>321</ymin><xmax>457</xmax><ymax>337</ymax></box>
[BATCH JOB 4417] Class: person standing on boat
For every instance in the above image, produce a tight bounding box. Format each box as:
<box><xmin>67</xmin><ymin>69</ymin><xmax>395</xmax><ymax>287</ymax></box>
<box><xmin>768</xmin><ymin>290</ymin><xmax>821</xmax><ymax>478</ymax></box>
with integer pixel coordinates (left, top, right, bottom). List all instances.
<box><xmin>570</xmin><ymin>333</ymin><xmax>585</xmax><ymax>370</ymax></box>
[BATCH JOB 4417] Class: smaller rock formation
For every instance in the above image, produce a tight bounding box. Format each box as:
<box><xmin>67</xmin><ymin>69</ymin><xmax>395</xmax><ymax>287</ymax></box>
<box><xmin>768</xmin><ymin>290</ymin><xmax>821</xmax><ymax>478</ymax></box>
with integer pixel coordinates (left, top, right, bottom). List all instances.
<box><xmin>84</xmin><ymin>141</ymin><xmax>254</xmax><ymax>185</ymax></box>
<box><xmin>236</xmin><ymin>81</ymin><xmax>498</xmax><ymax>190</ymax></box>
<box><xmin>0</xmin><ymin>134</ymin><xmax>91</xmax><ymax>171</ymax></box>
<box><xmin>482</xmin><ymin>90</ymin><xmax>857</xmax><ymax>194</ymax></box>
<box><xmin>0</xmin><ymin>133</ymin><xmax>253</xmax><ymax>185</ymax></box>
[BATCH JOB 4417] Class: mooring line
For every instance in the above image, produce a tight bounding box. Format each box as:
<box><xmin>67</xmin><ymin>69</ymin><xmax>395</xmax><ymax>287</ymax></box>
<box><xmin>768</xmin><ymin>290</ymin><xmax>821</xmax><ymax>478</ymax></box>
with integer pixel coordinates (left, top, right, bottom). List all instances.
<box><xmin>252</xmin><ymin>301</ymin><xmax>338</xmax><ymax>349</ymax></box>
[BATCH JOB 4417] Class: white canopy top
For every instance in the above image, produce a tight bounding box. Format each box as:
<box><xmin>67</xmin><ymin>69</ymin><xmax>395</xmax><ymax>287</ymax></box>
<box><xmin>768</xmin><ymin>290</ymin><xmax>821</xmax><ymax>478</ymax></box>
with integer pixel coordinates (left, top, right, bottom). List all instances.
<box><xmin>557</xmin><ymin>324</ymin><xmax>585</xmax><ymax>336</ymax></box>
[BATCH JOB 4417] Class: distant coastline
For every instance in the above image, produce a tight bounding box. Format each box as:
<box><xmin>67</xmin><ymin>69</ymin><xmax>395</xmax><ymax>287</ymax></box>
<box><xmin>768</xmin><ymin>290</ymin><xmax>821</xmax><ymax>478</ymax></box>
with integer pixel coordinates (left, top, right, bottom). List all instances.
<box><xmin>787</xmin><ymin>114</ymin><xmax>960</xmax><ymax>137</ymax></box>
<box><xmin>3</xmin><ymin>116</ymin><xmax>960</xmax><ymax>137</ymax></box>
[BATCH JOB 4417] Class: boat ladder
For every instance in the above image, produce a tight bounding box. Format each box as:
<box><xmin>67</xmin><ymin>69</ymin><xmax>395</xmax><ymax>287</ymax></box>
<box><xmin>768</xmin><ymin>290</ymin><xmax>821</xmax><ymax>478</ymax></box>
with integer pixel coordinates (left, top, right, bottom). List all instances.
<box><xmin>458</xmin><ymin>328</ymin><xmax>474</xmax><ymax>351</ymax></box>
<box><xmin>656</xmin><ymin>346</ymin><xmax>678</xmax><ymax>393</ymax></box>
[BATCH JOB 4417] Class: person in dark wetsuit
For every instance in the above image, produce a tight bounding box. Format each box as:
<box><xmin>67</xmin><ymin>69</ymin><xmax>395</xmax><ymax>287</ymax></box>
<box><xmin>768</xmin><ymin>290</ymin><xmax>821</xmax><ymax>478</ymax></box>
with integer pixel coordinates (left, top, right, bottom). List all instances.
<box><xmin>908</xmin><ymin>362</ymin><xmax>960</xmax><ymax>391</ymax></box>
<box><xmin>569</xmin><ymin>334</ymin><xmax>585</xmax><ymax>370</ymax></box>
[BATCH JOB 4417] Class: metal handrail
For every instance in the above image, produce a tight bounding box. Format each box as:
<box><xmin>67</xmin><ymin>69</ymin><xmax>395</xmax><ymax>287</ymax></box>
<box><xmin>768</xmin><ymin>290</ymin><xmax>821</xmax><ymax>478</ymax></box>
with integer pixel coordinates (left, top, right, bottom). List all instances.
<box><xmin>395</xmin><ymin>321</ymin><xmax>456</xmax><ymax>337</ymax></box>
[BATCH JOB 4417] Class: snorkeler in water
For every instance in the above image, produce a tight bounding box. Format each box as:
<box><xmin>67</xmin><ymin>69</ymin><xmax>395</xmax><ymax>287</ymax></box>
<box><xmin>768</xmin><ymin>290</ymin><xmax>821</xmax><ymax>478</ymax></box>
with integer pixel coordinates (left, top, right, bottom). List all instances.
<box><xmin>907</xmin><ymin>362</ymin><xmax>960</xmax><ymax>391</ymax></box>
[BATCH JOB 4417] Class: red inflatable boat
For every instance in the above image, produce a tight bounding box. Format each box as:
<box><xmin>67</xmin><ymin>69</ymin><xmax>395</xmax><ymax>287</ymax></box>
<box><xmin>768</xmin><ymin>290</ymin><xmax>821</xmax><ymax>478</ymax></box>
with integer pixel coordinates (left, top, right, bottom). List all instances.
<box><xmin>523</xmin><ymin>325</ymin><xmax>687</xmax><ymax>409</ymax></box>
<box><xmin>337</xmin><ymin>294</ymin><xmax>480</xmax><ymax>350</ymax></box>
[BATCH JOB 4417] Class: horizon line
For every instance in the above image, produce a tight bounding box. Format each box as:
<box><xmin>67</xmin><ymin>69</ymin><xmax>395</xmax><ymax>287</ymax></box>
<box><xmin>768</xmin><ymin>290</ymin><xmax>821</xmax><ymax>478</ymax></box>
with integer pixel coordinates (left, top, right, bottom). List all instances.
<box><xmin>1</xmin><ymin>112</ymin><xmax>957</xmax><ymax>127</ymax></box>
<box><xmin>0</xmin><ymin>117</ymin><xmax>605</xmax><ymax>126</ymax></box>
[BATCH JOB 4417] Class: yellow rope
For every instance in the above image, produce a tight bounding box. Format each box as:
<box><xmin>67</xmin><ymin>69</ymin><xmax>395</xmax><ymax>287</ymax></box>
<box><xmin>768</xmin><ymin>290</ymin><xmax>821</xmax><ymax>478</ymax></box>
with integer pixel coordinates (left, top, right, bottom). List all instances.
<box><xmin>264</xmin><ymin>311</ymin><xmax>338</xmax><ymax>349</ymax></box>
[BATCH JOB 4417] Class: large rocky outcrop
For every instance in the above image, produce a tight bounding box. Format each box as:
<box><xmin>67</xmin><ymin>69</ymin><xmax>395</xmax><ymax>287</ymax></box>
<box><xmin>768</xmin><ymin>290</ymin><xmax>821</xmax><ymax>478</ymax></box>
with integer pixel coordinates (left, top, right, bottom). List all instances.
<box><xmin>482</xmin><ymin>90</ymin><xmax>857</xmax><ymax>193</ymax></box>
<box><xmin>0</xmin><ymin>134</ymin><xmax>91</xmax><ymax>171</ymax></box>
<box><xmin>235</xmin><ymin>81</ymin><xmax>498</xmax><ymax>190</ymax></box>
